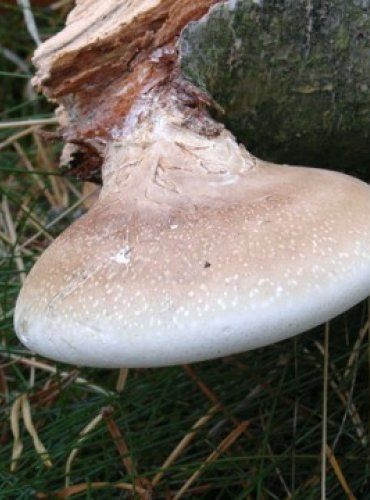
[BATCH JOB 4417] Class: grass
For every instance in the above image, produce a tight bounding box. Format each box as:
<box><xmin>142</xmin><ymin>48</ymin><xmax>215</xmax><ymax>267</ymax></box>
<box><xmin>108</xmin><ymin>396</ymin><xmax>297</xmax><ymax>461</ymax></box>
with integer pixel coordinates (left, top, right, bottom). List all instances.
<box><xmin>0</xmin><ymin>2</ymin><xmax>369</xmax><ymax>499</ymax></box>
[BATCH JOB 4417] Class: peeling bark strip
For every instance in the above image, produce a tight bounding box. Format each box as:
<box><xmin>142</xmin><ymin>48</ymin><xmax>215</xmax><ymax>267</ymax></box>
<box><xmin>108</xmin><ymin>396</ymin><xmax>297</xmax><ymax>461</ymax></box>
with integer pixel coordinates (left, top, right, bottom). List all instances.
<box><xmin>32</xmin><ymin>0</ymin><xmax>221</xmax><ymax>179</ymax></box>
<box><xmin>180</xmin><ymin>0</ymin><xmax>370</xmax><ymax>179</ymax></box>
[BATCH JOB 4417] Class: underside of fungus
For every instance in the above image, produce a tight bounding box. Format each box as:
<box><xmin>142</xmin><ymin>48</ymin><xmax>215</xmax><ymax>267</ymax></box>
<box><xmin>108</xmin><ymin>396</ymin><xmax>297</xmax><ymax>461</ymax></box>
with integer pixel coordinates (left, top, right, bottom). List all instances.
<box><xmin>14</xmin><ymin>0</ymin><xmax>370</xmax><ymax>367</ymax></box>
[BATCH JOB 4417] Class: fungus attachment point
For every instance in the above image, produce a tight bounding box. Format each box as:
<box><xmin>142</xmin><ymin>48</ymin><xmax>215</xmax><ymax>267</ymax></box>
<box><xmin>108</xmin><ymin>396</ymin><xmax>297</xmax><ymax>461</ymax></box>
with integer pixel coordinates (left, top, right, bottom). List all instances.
<box><xmin>14</xmin><ymin>0</ymin><xmax>370</xmax><ymax>368</ymax></box>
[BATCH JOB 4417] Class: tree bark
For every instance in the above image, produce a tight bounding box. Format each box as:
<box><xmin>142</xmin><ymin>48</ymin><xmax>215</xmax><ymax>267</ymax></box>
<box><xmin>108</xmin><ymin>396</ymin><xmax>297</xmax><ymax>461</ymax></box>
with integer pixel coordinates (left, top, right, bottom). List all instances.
<box><xmin>180</xmin><ymin>0</ymin><xmax>370</xmax><ymax>180</ymax></box>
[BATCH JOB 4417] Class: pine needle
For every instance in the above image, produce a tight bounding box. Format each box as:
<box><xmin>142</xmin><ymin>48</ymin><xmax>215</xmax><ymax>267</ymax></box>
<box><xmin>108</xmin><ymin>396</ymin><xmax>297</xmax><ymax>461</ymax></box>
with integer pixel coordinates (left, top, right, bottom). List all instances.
<box><xmin>17</xmin><ymin>0</ymin><xmax>42</xmax><ymax>46</ymax></box>
<box><xmin>0</xmin><ymin>118</ymin><xmax>58</xmax><ymax>129</ymax></box>
<box><xmin>115</xmin><ymin>368</ymin><xmax>129</xmax><ymax>393</ymax></box>
<box><xmin>21</xmin><ymin>394</ymin><xmax>53</xmax><ymax>468</ymax></box>
<box><xmin>36</xmin><ymin>480</ymin><xmax>148</xmax><ymax>498</ymax></box>
<box><xmin>326</xmin><ymin>444</ymin><xmax>356</xmax><ymax>500</ymax></box>
<box><xmin>321</xmin><ymin>322</ymin><xmax>330</xmax><ymax>500</ymax></box>
<box><xmin>0</xmin><ymin>126</ymin><xmax>40</xmax><ymax>151</ymax></box>
<box><xmin>10</xmin><ymin>396</ymin><xmax>23</xmax><ymax>473</ymax></box>
<box><xmin>173</xmin><ymin>420</ymin><xmax>249</xmax><ymax>499</ymax></box>
<box><xmin>64</xmin><ymin>412</ymin><xmax>104</xmax><ymax>487</ymax></box>
<box><xmin>152</xmin><ymin>405</ymin><xmax>218</xmax><ymax>487</ymax></box>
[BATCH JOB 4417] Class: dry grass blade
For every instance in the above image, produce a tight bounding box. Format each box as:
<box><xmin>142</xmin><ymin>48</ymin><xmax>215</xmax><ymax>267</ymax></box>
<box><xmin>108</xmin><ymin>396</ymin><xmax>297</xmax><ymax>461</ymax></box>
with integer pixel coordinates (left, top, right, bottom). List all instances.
<box><xmin>18</xmin><ymin>188</ymin><xmax>100</xmax><ymax>252</ymax></box>
<box><xmin>17</xmin><ymin>0</ymin><xmax>42</xmax><ymax>46</ymax></box>
<box><xmin>10</xmin><ymin>396</ymin><xmax>23</xmax><ymax>472</ymax></box>
<box><xmin>7</xmin><ymin>354</ymin><xmax>114</xmax><ymax>396</ymax></box>
<box><xmin>5</xmin><ymin>198</ymin><xmax>56</xmax><ymax>251</ymax></box>
<box><xmin>32</xmin><ymin>131</ymin><xmax>67</xmax><ymax>208</ymax></box>
<box><xmin>13</xmin><ymin>141</ymin><xmax>57</xmax><ymax>207</ymax></box>
<box><xmin>172</xmin><ymin>420</ymin><xmax>249</xmax><ymax>499</ymax></box>
<box><xmin>102</xmin><ymin>407</ymin><xmax>152</xmax><ymax>499</ymax></box>
<box><xmin>321</xmin><ymin>322</ymin><xmax>330</xmax><ymax>500</ymax></box>
<box><xmin>2</xmin><ymin>194</ymin><xmax>36</xmax><ymax>386</ymax></box>
<box><xmin>64</xmin><ymin>412</ymin><xmax>104</xmax><ymax>487</ymax></box>
<box><xmin>326</xmin><ymin>445</ymin><xmax>356</xmax><ymax>500</ymax></box>
<box><xmin>81</xmin><ymin>182</ymin><xmax>100</xmax><ymax>209</ymax></box>
<box><xmin>183</xmin><ymin>364</ymin><xmax>244</xmax><ymax>431</ymax></box>
<box><xmin>183</xmin><ymin>364</ymin><xmax>220</xmax><ymax>407</ymax></box>
<box><xmin>266</xmin><ymin>443</ymin><xmax>291</xmax><ymax>497</ymax></box>
<box><xmin>30</xmin><ymin>370</ymin><xmax>78</xmax><ymax>407</ymax></box>
<box><xmin>116</xmin><ymin>368</ymin><xmax>129</xmax><ymax>393</ymax></box>
<box><xmin>0</xmin><ymin>118</ymin><xmax>59</xmax><ymax>129</ymax></box>
<box><xmin>344</xmin><ymin>320</ymin><xmax>369</xmax><ymax>379</ymax></box>
<box><xmin>0</xmin><ymin>45</ymin><xmax>30</xmax><ymax>73</ymax></box>
<box><xmin>0</xmin><ymin>365</ymin><xmax>10</xmax><ymax>445</ymax></box>
<box><xmin>101</xmin><ymin>406</ymin><xmax>134</xmax><ymax>476</ymax></box>
<box><xmin>314</xmin><ymin>339</ymin><xmax>367</xmax><ymax>447</ymax></box>
<box><xmin>0</xmin><ymin>365</ymin><xmax>9</xmax><ymax>405</ymax></box>
<box><xmin>21</xmin><ymin>395</ymin><xmax>53</xmax><ymax>468</ymax></box>
<box><xmin>152</xmin><ymin>405</ymin><xmax>218</xmax><ymax>488</ymax></box>
<box><xmin>0</xmin><ymin>126</ymin><xmax>40</xmax><ymax>150</ymax></box>
<box><xmin>36</xmin><ymin>480</ymin><xmax>148</xmax><ymax>498</ymax></box>
<box><xmin>49</xmin><ymin>0</ymin><xmax>74</xmax><ymax>13</ymax></box>
<box><xmin>2</xmin><ymin>196</ymin><xmax>26</xmax><ymax>284</ymax></box>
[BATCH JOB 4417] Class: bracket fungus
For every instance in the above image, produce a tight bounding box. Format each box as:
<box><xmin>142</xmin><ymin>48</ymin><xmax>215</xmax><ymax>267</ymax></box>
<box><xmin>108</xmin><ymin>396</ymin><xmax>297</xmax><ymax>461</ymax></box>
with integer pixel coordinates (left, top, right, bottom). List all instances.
<box><xmin>14</xmin><ymin>0</ymin><xmax>370</xmax><ymax>368</ymax></box>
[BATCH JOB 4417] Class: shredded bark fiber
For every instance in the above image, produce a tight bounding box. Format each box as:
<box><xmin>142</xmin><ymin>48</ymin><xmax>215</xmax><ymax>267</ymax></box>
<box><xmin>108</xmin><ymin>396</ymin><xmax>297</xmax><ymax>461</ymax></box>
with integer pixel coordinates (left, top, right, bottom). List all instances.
<box><xmin>33</xmin><ymin>0</ymin><xmax>222</xmax><ymax>179</ymax></box>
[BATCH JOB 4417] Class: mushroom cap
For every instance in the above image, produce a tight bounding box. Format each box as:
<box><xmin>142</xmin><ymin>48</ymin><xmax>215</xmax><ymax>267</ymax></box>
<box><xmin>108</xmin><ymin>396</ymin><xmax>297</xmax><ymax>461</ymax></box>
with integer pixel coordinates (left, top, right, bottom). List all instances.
<box><xmin>14</xmin><ymin>137</ymin><xmax>370</xmax><ymax>367</ymax></box>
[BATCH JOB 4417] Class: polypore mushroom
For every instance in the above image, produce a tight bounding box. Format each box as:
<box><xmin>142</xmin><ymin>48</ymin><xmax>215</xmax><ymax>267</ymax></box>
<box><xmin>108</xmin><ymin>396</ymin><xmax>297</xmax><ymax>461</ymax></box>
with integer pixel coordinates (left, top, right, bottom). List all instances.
<box><xmin>14</xmin><ymin>0</ymin><xmax>370</xmax><ymax>368</ymax></box>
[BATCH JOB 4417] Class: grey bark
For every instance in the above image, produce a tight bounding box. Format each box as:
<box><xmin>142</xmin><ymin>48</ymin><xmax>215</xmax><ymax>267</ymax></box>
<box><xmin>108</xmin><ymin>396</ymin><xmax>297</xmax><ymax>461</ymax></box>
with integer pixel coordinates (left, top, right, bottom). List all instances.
<box><xmin>180</xmin><ymin>0</ymin><xmax>370</xmax><ymax>180</ymax></box>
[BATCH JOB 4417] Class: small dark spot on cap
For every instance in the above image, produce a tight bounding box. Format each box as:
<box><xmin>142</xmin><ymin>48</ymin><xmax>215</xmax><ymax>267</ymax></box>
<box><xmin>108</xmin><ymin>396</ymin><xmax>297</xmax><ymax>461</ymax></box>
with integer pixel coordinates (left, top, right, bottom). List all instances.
<box><xmin>204</xmin><ymin>261</ymin><xmax>211</xmax><ymax>268</ymax></box>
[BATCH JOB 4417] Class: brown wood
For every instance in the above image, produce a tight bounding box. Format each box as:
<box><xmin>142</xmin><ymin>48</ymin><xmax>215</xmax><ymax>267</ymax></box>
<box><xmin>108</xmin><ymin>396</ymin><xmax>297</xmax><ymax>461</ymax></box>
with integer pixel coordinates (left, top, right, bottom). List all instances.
<box><xmin>32</xmin><ymin>0</ymin><xmax>221</xmax><ymax>179</ymax></box>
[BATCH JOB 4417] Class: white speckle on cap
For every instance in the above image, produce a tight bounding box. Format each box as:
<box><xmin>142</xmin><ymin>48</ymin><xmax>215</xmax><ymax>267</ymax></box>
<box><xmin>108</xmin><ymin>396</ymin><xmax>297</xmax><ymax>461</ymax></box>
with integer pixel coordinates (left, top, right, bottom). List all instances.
<box><xmin>111</xmin><ymin>245</ymin><xmax>132</xmax><ymax>264</ymax></box>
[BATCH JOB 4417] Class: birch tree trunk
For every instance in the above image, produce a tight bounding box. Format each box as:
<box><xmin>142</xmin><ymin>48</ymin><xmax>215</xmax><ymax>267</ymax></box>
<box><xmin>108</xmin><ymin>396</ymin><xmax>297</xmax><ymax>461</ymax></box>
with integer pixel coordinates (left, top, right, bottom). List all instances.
<box><xmin>180</xmin><ymin>0</ymin><xmax>370</xmax><ymax>179</ymax></box>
